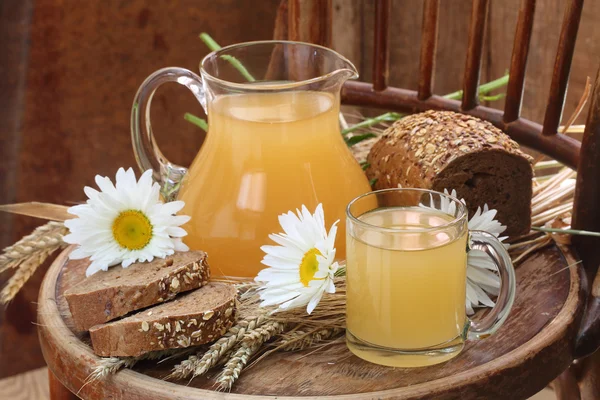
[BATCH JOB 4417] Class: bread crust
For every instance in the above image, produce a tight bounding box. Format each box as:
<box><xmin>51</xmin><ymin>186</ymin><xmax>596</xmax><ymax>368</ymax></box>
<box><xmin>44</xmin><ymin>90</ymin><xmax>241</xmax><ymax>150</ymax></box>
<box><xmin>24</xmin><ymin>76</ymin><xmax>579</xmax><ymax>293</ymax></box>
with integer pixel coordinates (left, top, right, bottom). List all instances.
<box><xmin>367</xmin><ymin>110</ymin><xmax>533</xmax><ymax>236</ymax></box>
<box><xmin>89</xmin><ymin>282</ymin><xmax>237</xmax><ymax>357</ymax></box>
<box><xmin>65</xmin><ymin>251</ymin><xmax>210</xmax><ymax>331</ymax></box>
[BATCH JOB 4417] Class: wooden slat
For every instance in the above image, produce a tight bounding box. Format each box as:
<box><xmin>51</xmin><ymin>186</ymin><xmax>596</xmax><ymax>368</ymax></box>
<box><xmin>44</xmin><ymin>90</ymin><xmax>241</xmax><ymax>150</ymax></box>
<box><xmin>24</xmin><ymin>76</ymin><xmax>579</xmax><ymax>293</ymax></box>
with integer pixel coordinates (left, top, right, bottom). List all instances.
<box><xmin>541</xmin><ymin>0</ymin><xmax>585</xmax><ymax>136</ymax></box>
<box><xmin>417</xmin><ymin>0</ymin><xmax>440</xmax><ymax>100</ymax></box>
<box><xmin>461</xmin><ymin>0</ymin><xmax>489</xmax><ymax>111</ymax></box>
<box><xmin>572</xmin><ymin>65</ymin><xmax>600</xmax><ymax>358</ymax></box>
<box><xmin>372</xmin><ymin>0</ymin><xmax>391</xmax><ymax>91</ymax></box>
<box><xmin>552</xmin><ymin>368</ymin><xmax>582</xmax><ymax>400</ymax></box>
<box><xmin>503</xmin><ymin>0</ymin><xmax>537</xmax><ymax>123</ymax></box>
<box><xmin>49</xmin><ymin>370</ymin><xmax>77</xmax><ymax>400</ymax></box>
<box><xmin>287</xmin><ymin>0</ymin><xmax>332</xmax><ymax>47</ymax></box>
<box><xmin>342</xmin><ymin>81</ymin><xmax>581</xmax><ymax>169</ymax></box>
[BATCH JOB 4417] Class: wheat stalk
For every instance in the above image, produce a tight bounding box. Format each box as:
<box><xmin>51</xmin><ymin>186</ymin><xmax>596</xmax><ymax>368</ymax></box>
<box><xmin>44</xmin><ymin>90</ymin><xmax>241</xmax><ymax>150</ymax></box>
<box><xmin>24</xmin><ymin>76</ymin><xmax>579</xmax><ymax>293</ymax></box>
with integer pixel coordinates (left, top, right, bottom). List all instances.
<box><xmin>0</xmin><ymin>222</ymin><xmax>69</xmax><ymax>305</ymax></box>
<box><xmin>88</xmin><ymin>357</ymin><xmax>138</xmax><ymax>381</ymax></box>
<box><xmin>278</xmin><ymin>327</ymin><xmax>344</xmax><ymax>351</ymax></box>
<box><xmin>169</xmin><ymin>314</ymin><xmax>268</xmax><ymax>380</ymax></box>
<box><xmin>88</xmin><ymin>348</ymin><xmax>190</xmax><ymax>383</ymax></box>
<box><xmin>0</xmin><ymin>221</ymin><xmax>68</xmax><ymax>304</ymax></box>
<box><xmin>216</xmin><ymin>321</ymin><xmax>285</xmax><ymax>391</ymax></box>
<box><xmin>0</xmin><ymin>221</ymin><xmax>67</xmax><ymax>274</ymax></box>
<box><xmin>216</xmin><ymin>341</ymin><xmax>262</xmax><ymax>391</ymax></box>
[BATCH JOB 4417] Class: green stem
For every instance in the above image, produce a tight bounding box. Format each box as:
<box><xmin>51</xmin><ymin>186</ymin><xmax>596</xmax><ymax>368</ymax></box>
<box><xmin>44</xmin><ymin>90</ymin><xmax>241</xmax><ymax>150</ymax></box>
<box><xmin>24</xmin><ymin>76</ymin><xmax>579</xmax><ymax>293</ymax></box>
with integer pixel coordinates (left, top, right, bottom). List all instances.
<box><xmin>199</xmin><ymin>33</ymin><xmax>255</xmax><ymax>82</ymax></box>
<box><xmin>532</xmin><ymin>227</ymin><xmax>600</xmax><ymax>237</ymax></box>
<box><xmin>443</xmin><ymin>74</ymin><xmax>510</xmax><ymax>100</ymax></box>
<box><xmin>341</xmin><ymin>112</ymin><xmax>403</xmax><ymax>135</ymax></box>
<box><xmin>199</xmin><ymin>33</ymin><xmax>222</xmax><ymax>51</ymax></box>
<box><xmin>184</xmin><ymin>113</ymin><xmax>208</xmax><ymax>131</ymax></box>
<box><xmin>347</xmin><ymin>74</ymin><xmax>511</xmax><ymax>140</ymax></box>
<box><xmin>479</xmin><ymin>93</ymin><xmax>506</xmax><ymax>102</ymax></box>
<box><xmin>534</xmin><ymin>160</ymin><xmax>563</xmax><ymax>170</ymax></box>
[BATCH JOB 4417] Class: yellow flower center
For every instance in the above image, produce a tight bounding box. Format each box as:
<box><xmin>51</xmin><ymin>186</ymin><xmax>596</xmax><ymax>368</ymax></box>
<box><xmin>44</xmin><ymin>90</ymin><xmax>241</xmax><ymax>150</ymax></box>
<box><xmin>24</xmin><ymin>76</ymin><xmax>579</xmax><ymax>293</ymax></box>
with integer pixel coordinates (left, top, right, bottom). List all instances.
<box><xmin>112</xmin><ymin>210</ymin><xmax>153</xmax><ymax>250</ymax></box>
<box><xmin>299</xmin><ymin>248</ymin><xmax>323</xmax><ymax>287</ymax></box>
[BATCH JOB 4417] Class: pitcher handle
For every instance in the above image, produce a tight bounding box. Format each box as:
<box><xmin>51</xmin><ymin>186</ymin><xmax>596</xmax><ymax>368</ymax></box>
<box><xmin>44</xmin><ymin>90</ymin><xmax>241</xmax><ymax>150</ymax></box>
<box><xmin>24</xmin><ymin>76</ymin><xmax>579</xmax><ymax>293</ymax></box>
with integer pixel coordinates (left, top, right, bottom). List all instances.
<box><xmin>467</xmin><ymin>230</ymin><xmax>517</xmax><ymax>340</ymax></box>
<box><xmin>131</xmin><ymin>67</ymin><xmax>206</xmax><ymax>200</ymax></box>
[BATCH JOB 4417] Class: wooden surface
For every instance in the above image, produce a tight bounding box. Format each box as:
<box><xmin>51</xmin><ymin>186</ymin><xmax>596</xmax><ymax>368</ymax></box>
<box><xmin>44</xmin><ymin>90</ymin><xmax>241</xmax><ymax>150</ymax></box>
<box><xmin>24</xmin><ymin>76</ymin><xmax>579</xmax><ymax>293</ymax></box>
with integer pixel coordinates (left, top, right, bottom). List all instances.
<box><xmin>0</xmin><ymin>368</ymin><xmax>49</xmax><ymax>400</ymax></box>
<box><xmin>38</xmin><ymin>245</ymin><xmax>585</xmax><ymax>399</ymax></box>
<box><xmin>48</xmin><ymin>370</ymin><xmax>78</xmax><ymax>400</ymax></box>
<box><xmin>0</xmin><ymin>367</ymin><xmax>557</xmax><ymax>400</ymax></box>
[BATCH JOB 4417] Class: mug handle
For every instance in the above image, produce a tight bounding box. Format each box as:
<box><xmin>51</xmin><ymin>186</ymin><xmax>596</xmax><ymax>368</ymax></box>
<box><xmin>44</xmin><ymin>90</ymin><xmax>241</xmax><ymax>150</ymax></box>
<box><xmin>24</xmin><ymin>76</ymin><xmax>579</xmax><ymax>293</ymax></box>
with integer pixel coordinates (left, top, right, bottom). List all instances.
<box><xmin>131</xmin><ymin>67</ymin><xmax>207</xmax><ymax>200</ymax></box>
<box><xmin>467</xmin><ymin>230</ymin><xmax>517</xmax><ymax>339</ymax></box>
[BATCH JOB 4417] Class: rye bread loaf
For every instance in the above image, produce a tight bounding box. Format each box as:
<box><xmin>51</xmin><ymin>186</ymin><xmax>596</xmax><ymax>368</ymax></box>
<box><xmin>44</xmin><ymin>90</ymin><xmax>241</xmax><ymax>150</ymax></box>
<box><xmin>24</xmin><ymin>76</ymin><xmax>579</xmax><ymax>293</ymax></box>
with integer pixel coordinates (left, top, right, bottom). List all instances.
<box><xmin>366</xmin><ymin>110</ymin><xmax>533</xmax><ymax>236</ymax></box>
<box><xmin>89</xmin><ymin>282</ymin><xmax>237</xmax><ymax>357</ymax></box>
<box><xmin>65</xmin><ymin>251</ymin><xmax>210</xmax><ymax>331</ymax></box>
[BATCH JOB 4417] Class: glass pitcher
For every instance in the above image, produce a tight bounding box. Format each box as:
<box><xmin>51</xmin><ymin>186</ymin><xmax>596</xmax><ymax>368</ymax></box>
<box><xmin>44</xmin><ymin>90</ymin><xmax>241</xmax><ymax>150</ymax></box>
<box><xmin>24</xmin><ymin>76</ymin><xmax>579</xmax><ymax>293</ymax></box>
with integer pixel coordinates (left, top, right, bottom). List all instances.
<box><xmin>131</xmin><ymin>40</ymin><xmax>373</xmax><ymax>277</ymax></box>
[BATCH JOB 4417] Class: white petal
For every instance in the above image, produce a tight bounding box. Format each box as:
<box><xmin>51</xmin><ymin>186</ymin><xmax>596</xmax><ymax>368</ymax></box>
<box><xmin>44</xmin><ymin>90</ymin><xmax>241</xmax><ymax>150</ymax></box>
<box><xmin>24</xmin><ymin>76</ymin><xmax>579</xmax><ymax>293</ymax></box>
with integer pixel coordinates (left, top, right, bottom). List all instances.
<box><xmin>85</xmin><ymin>261</ymin><xmax>108</xmax><ymax>277</ymax></box>
<box><xmin>268</xmin><ymin>233</ymin><xmax>305</xmax><ymax>252</ymax></box>
<box><xmin>306</xmin><ymin>286</ymin><xmax>326</xmax><ymax>314</ymax></box>
<box><xmin>260</xmin><ymin>290</ymin><xmax>300</xmax><ymax>307</ymax></box>
<box><xmin>278</xmin><ymin>292</ymin><xmax>313</xmax><ymax>311</ymax></box>
<box><xmin>260</xmin><ymin>255</ymin><xmax>301</xmax><ymax>270</ymax></box>
<box><xmin>161</xmin><ymin>201</ymin><xmax>186</xmax><ymax>215</ymax></box>
<box><xmin>122</xmin><ymin>258</ymin><xmax>136</xmax><ymax>268</ymax></box>
<box><xmin>260</xmin><ymin>245</ymin><xmax>304</xmax><ymax>261</ymax></box>
<box><xmin>95</xmin><ymin>175</ymin><xmax>117</xmax><ymax>195</ymax></box>
<box><xmin>173</xmin><ymin>240</ymin><xmax>189</xmax><ymax>252</ymax></box>
<box><xmin>166</xmin><ymin>226</ymin><xmax>188</xmax><ymax>238</ymax></box>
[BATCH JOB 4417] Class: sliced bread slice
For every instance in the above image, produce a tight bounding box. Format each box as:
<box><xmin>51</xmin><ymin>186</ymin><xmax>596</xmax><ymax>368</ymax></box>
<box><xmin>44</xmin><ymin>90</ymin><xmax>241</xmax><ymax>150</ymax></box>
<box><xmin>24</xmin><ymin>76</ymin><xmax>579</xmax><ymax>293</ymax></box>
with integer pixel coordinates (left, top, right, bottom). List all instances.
<box><xmin>89</xmin><ymin>282</ymin><xmax>237</xmax><ymax>357</ymax></box>
<box><xmin>65</xmin><ymin>251</ymin><xmax>210</xmax><ymax>331</ymax></box>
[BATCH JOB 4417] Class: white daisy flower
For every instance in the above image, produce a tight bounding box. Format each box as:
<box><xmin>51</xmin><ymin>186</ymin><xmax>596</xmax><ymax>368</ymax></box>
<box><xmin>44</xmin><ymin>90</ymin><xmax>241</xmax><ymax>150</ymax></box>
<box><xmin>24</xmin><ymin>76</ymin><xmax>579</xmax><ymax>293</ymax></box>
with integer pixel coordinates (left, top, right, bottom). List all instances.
<box><xmin>255</xmin><ymin>204</ymin><xmax>339</xmax><ymax>314</ymax></box>
<box><xmin>440</xmin><ymin>189</ymin><xmax>507</xmax><ymax>315</ymax></box>
<box><xmin>63</xmin><ymin>168</ymin><xmax>191</xmax><ymax>277</ymax></box>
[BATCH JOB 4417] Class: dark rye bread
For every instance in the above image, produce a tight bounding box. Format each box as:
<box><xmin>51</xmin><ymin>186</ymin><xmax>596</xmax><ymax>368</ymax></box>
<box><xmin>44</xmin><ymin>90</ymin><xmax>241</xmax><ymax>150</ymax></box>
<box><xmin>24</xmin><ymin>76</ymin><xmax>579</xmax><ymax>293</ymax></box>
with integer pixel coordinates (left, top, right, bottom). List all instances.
<box><xmin>65</xmin><ymin>251</ymin><xmax>210</xmax><ymax>331</ymax></box>
<box><xmin>367</xmin><ymin>110</ymin><xmax>533</xmax><ymax>236</ymax></box>
<box><xmin>89</xmin><ymin>282</ymin><xmax>237</xmax><ymax>357</ymax></box>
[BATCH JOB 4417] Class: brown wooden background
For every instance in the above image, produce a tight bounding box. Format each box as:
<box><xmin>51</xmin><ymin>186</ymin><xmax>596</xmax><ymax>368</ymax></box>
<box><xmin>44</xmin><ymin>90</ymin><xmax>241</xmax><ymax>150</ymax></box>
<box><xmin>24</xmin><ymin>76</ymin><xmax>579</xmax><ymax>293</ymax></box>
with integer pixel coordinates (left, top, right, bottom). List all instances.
<box><xmin>0</xmin><ymin>0</ymin><xmax>599</xmax><ymax>378</ymax></box>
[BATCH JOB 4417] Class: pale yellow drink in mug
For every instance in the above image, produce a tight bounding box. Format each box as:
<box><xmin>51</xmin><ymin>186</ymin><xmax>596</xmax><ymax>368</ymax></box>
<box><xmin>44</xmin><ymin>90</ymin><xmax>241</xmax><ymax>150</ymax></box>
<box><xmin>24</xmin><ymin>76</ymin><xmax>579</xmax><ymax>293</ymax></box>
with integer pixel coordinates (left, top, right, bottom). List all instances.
<box><xmin>345</xmin><ymin>189</ymin><xmax>516</xmax><ymax>368</ymax></box>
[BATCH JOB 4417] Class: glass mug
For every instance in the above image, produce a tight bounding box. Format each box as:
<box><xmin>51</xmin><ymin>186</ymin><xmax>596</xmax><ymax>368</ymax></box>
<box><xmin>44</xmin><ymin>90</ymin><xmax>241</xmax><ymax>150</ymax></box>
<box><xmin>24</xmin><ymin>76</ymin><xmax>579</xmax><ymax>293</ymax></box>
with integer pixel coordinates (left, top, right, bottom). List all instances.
<box><xmin>345</xmin><ymin>188</ymin><xmax>516</xmax><ymax>367</ymax></box>
<box><xmin>131</xmin><ymin>41</ymin><xmax>373</xmax><ymax>277</ymax></box>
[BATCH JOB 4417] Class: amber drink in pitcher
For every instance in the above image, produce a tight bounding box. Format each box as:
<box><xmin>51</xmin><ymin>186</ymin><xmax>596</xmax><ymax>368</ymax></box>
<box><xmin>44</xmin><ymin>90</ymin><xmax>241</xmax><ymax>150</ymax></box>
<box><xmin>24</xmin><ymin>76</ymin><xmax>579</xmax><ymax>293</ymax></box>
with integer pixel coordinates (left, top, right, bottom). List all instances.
<box><xmin>132</xmin><ymin>41</ymin><xmax>373</xmax><ymax>277</ymax></box>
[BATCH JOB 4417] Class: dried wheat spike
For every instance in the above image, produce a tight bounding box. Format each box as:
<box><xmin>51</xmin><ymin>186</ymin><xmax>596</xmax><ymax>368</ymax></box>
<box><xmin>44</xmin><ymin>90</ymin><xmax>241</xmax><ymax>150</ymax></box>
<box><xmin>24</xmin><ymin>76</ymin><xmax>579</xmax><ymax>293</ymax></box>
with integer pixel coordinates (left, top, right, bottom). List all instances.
<box><xmin>280</xmin><ymin>327</ymin><xmax>344</xmax><ymax>351</ymax></box>
<box><xmin>0</xmin><ymin>221</ymin><xmax>69</xmax><ymax>304</ymax></box>
<box><xmin>216</xmin><ymin>321</ymin><xmax>284</xmax><ymax>391</ymax></box>
<box><xmin>88</xmin><ymin>348</ymin><xmax>189</xmax><ymax>383</ymax></box>
<box><xmin>0</xmin><ymin>221</ymin><xmax>68</xmax><ymax>273</ymax></box>
<box><xmin>169</xmin><ymin>314</ymin><xmax>268</xmax><ymax>380</ymax></box>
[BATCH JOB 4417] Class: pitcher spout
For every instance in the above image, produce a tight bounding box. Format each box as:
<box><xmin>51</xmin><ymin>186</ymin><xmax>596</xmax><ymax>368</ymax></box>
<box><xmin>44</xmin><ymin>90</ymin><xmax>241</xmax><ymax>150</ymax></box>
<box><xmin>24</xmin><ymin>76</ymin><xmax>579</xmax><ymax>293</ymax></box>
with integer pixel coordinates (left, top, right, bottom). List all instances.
<box><xmin>332</xmin><ymin>58</ymin><xmax>359</xmax><ymax>82</ymax></box>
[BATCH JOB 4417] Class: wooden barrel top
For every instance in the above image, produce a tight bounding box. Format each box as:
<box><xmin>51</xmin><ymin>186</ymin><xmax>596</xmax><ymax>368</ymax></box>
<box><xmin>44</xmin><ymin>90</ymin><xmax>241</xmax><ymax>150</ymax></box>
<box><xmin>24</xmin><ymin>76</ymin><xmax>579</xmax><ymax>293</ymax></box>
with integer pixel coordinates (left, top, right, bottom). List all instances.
<box><xmin>38</xmin><ymin>245</ymin><xmax>586</xmax><ymax>399</ymax></box>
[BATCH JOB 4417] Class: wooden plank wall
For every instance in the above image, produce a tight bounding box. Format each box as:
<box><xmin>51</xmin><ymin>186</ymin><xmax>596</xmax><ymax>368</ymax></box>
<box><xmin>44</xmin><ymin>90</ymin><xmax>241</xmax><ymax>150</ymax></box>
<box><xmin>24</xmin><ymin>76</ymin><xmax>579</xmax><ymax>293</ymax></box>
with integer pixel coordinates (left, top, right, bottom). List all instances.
<box><xmin>1</xmin><ymin>0</ymin><xmax>599</xmax><ymax>378</ymax></box>
<box><xmin>332</xmin><ymin>0</ymin><xmax>600</xmax><ymax>125</ymax></box>
<box><xmin>0</xmin><ymin>0</ymin><xmax>280</xmax><ymax>378</ymax></box>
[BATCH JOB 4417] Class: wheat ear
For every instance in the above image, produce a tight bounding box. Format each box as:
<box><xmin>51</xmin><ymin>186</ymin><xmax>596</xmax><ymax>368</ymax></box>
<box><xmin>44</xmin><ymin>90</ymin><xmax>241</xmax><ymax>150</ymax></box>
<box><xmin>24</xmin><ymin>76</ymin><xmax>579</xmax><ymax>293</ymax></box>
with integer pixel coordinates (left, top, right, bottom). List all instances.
<box><xmin>216</xmin><ymin>321</ymin><xmax>285</xmax><ymax>391</ymax></box>
<box><xmin>88</xmin><ymin>348</ymin><xmax>189</xmax><ymax>383</ymax></box>
<box><xmin>169</xmin><ymin>314</ymin><xmax>268</xmax><ymax>380</ymax></box>
<box><xmin>0</xmin><ymin>221</ymin><xmax>67</xmax><ymax>273</ymax></box>
<box><xmin>278</xmin><ymin>327</ymin><xmax>344</xmax><ymax>351</ymax></box>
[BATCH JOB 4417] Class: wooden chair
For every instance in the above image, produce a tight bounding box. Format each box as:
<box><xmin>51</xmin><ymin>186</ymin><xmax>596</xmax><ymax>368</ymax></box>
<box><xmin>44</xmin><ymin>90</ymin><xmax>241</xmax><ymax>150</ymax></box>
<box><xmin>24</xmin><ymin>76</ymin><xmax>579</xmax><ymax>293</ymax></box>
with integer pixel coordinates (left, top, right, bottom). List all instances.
<box><xmin>334</xmin><ymin>0</ymin><xmax>599</xmax><ymax>397</ymax></box>
<box><xmin>38</xmin><ymin>0</ymin><xmax>600</xmax><ymax>399</ymax></box>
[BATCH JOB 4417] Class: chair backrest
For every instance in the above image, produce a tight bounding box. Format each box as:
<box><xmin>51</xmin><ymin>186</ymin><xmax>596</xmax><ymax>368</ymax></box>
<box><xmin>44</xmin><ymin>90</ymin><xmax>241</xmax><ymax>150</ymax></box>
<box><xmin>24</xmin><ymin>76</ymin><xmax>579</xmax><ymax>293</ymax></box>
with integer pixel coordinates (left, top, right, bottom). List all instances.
<box><xmin>279</xmin><ymin>0</ymin><xmax>600</xmax><ymax>358</ymax></box>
